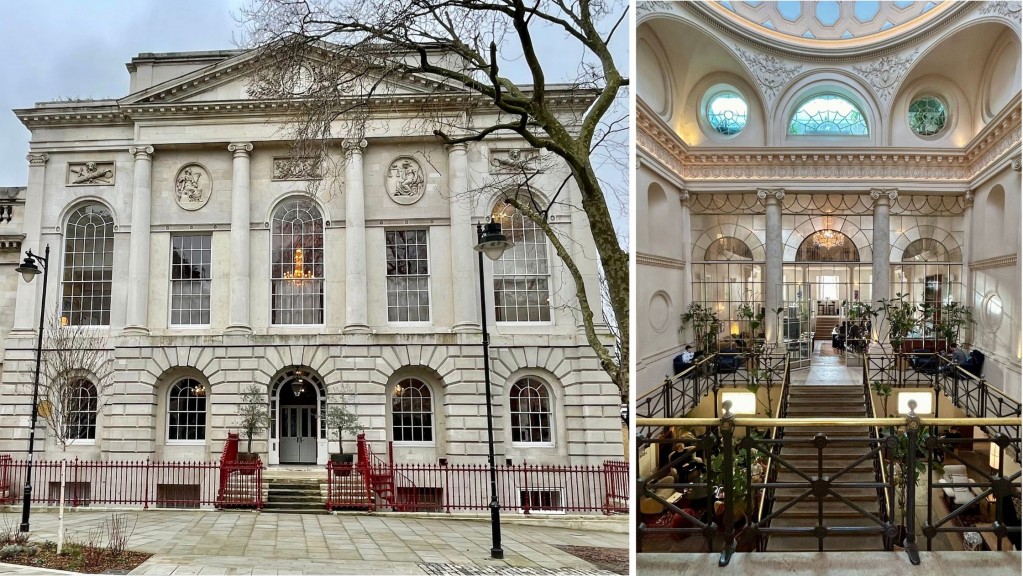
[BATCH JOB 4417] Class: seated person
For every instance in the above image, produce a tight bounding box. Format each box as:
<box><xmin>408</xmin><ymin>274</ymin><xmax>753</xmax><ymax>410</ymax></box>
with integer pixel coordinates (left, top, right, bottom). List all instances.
<box><xmin>672</xmin><ymin>345</ymin><xmax>696</xmax><ymax>376</ymax></box>
<box><xmin>668</xmin><ymin>441</ymin><xmax>705</xmax><ymax>482</ymax></box>
<box><xmin>949</xmin><ymin>343</ymin><xmax>968</xmax><ymax>365</ymax></box>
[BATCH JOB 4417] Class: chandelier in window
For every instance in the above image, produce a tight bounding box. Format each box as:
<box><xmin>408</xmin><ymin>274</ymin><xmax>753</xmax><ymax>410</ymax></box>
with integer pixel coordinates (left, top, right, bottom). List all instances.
<box><xmin>284</xmin><ymin>248</ymin><xmax>314</xmax><ymax>282</ymax></box>
<box><xmin>812</xmin><ymin>217</ymin><xmax>845</xmax><ymax>250</ymax></box>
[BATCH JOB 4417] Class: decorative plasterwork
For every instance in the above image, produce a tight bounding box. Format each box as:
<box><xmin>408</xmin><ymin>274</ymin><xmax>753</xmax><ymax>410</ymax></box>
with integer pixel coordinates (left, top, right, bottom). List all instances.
<box><xmin>870</xmin><ymin>188</ymin><xmax>899</xmax><ymax>203</ymax></box>
<box><xmin>689</xmin><ymin>192</ymin><xmax>967</xmax><ymax>216</ymax></box>
<box><xmin>272</xmin><ymin>156</ymin><xmax>321</xmax><ymax>180</ymax></box>
<box><xmin>489</xmin><ymin>148</ymin><xmax>540</xmax><ymax>174</ymax></box>
<box><xmin>385</xmin><ymin>157</ymin><xmax>426</xmax><ymax>205</ymax></box>
<box><xmin>636</xmin><ymin>252</ymin><xmax>685</xmax><ymax>270</ymax></box>
<box><xmin>969</xmin><ymin>254</ymin><xmax>1018</xmax><ymax>271</ymax></box>
<box><xmin>733</xmin><ymin>46</ymin><xmax>802</xmax><ymax>103</ymax></box>
<box><xmin>67</xmin><ymin>161</ymin><xmax>114</xmax><ymax>186</ymax></box>
<box><xmin>1012</xmin><ymin>156</ymin><xmax>1022</xmax><ymax>173</ymax></box>
<box><xmin>852</xmin><ymin>49</ymin><xmax>919</xmax><ymax>101</ymax></box>
<box><xmin>174</xmin><ymin>163</ymin><xmax>212</xmax><ymax>211</ymax></box>
<box><xmin>977</xmin><ymin>1</ymin><xmax>1023</xmax><ymax>19</ymax></box>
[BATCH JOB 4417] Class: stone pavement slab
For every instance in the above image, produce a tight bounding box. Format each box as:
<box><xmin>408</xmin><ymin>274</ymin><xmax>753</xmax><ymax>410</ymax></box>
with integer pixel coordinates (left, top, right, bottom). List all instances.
<box><xmin>1</xmin><ymin>510</ymin><xmax>626</xmax><ymax>575</ymax></box>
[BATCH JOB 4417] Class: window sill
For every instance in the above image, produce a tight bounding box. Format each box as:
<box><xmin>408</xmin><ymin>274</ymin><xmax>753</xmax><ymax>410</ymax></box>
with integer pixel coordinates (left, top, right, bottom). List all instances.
<box><xmin>64</xmin><ymin>440</ymin><xmax>96</xmax><ymax>446</ymax></box>
<box><xmin>392</xmin><ymin>441</ymin><xmax>436</xmax><ymax>447</ymax></box>
<box><xmin>166</xmin><ymin>440</ymin><xmax>206</xmax><ymax>446</ymax></box>
<box><xmin>511</xmin><ymin>442</ymin><xmax>556</xmax><ymax>449</ymax></box>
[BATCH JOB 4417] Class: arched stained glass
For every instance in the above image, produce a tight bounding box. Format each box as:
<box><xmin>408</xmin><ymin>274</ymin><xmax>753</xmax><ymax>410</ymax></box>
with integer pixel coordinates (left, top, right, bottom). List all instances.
<box><xmin>908</xmin><ymin>97</ymin><xmax>947</xmax><ymax>136</ymax></box>
<box><xmin>789</xmin><ymin>95</ymin><xmax>868</xmax><ymax>136</ymax></box>
<box><xmin>707</xmin><ymin>92</ymin><xmax>748</xmax><ymax>135</ymax></box>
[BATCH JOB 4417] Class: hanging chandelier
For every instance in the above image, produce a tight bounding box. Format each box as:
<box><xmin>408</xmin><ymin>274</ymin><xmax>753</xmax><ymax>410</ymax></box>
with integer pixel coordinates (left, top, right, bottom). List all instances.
<box><xmin>813</xmin><ymin>216</ymin><xmax>845</xmax><ymax>250</ymax></box>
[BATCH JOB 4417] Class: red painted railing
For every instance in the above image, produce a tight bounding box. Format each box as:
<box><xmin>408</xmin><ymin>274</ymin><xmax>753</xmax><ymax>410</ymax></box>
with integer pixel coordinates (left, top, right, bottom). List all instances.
<box><xmin>348</xmin><ymin>459</ymin><xmax>629</xmax><ymax>515</ymax></box>
<box><xmin>0</xmin><ymin>456</ymin><xmax>262</xmax><ymax>509</ymax></box>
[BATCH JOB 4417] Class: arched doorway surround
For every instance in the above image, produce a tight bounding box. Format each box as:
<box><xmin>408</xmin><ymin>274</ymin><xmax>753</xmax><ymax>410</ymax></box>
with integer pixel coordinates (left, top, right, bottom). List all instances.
<box><xmin>269</xmin><ymin>366</ymin><xmax>327</xmax><ymax>465</ymax></box>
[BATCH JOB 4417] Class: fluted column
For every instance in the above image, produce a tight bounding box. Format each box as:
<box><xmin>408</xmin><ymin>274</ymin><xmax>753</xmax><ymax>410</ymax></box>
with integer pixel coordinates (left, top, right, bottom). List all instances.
<box><xmin>679</xmin><ymin>188</ymin><xmax>694</xmax><ymax>330</ymax></box>
<box><xmin>11</xmin><ymin>154</ymin><xmax>49</xmax><ymax>335</ymax></box>
<box><xmin>448</xmin><ymin>144</ymin><xmax>477</xmax><ymax>332</ymax></box>
<box><xmin>124</xmin><ymin>145</ymin><xmax>154</xmax><ymax>334</ymax></box>
<box><xmin>343</xmin><ymin>139</ymin><xmax>370</xmax><ymax>333</ymax></box>
<box><xmin>871</xmin><ymin>188</ymin><xmax>897</xmax><ymax>342</ymax></box>
<box><xmin>226</xmin><ymin>142</ymin><xmax>254</xmax><ymax>334</ymax></box>
<box><xmin>759</xmin><ymin>188</ymin><xmax>785</xmax><ymax>344</ymax></box>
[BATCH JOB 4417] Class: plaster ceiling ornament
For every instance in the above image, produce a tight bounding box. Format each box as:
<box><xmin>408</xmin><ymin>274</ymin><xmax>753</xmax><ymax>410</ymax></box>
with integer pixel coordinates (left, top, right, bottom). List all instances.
<box><xmin>67</xmin><ymin>161</ymin><xmax>114</xmax><ymax>186</ymax></box>
<box><xmin>385</xmin><ymin>157</ymin><xmax>426</xmax><ymax>205</ymax></box>
<box><xmin>273</xmin><ymin>157</ymin><xmax>321</xmax><ymax>180</ymax></box>
<box><xmin>978</xmin><ymin>1</ymin><xmax>1023</xmax><ymax>18</ymax></box>
<box><xmin>852</xmin><ymin>49</ymin><xmax>920</xmax><ymax>101</ymax></box>
<box><xmin>174</xmin><ymin>163</ymin><xmax>212</xmax><ymax>211</ymax></box>
<box><xmin>733</xmin><ymin>46</ymin><xmax>803</xmax><ymax>103</ymax></box>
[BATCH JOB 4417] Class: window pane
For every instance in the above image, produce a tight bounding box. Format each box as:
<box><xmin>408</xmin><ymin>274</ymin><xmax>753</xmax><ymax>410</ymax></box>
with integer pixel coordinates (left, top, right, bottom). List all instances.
<box><xmin>789</xmin><ymin>94</ymin><xmax>868</xmax><ymax>136</ymax></box>
<box><xmin>492</xmin><ymin>201</ymin><xmax>551</xmax><ymax>322</ymax></box>
<box><xmin>170</xmin><ymin>235</ymin><xmax>212</xmax><ymax>325</ymax></box>
<box><xmin>62</xmin><ymin>205</ymin><xmax>114</xmax><ymax>326</ymax></box>
<box><xmin>391</xmin><ymin>379</ymin><xmax>433</xmax><ymax>442</ymax></box>
<box><xmin>271</xmin><ymin>200</ymin><xmax>324</xmax><ymax>325</ymax></box>
<box><xmin>386</xmin><ymin>230</ymin><xmax>430</xmax><ymax>322</ymax></box>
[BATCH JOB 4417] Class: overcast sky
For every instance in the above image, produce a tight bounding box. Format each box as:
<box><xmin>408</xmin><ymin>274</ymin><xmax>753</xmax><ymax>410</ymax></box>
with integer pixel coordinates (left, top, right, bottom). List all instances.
<box><xmin>0</xmin><ymin>1</ymin><xmax>628</xmax><ymax>232</ymax></box>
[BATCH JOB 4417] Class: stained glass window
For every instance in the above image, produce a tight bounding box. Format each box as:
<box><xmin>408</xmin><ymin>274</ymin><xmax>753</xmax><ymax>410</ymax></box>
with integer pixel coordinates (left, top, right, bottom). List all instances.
<box><xmin>707</xmin><ymin>92</ymin><xmax>748</xmax><ymax>136</ymax></box>
<box><xmin>789</xmin><ymin>94</ymin><xmax>868</xmax><ymax>136</ymax></box>
<box><xmin>908</xmin><ymin>97</ymin><xmax>947</xmax><ymax>136</ymax></box>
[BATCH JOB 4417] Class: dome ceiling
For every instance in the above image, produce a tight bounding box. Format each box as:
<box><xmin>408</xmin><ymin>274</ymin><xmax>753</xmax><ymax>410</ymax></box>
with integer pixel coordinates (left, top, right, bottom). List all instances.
<box><xmin>712</xmin><ymin>1</ymin><xmax>951</xmax><ymax>43</ymax></box>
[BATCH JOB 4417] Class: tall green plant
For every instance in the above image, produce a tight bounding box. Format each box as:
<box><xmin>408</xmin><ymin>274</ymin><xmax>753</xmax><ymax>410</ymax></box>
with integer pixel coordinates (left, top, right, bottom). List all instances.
<box><xmin>680</xmin><ymin>302</ymin><xmax>720</xmax><ymax>352</ymax></box>
<box><xmin>325</xmin><ymin>393</ymin><xmax>364</xmax><ymax>455</ymax></box>
<box><xmin>936</xmin><ymin>301</ymin><xmax>973</xmax><ymax>344</ymax></box>
<box><xmin>878</xmin><ymin>293</ymin><xmax>920</xmax><ymax>351</ymax></box>
<box><xmin>237</xmin><ymin>385</ymin><xmax>270</xmax><ymax>454</ymax></box>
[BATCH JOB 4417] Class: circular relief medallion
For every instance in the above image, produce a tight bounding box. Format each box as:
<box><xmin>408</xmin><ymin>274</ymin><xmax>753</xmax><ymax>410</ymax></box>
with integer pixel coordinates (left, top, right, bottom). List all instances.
<box><xmin>174</xmin><ymin>163</ymin><xmax>212</xmax><ymax>211</ymax></box>
<box><xmin>981</xmin><ymin>291</ymin><xmax>1004</xmax><ymax>333</ymax></box>
<box><xmin>385</xmin><ymin>156</ymin><xmax>425</xmax><ymax>205</ymax></box>
<box><xmin>649</xmin><ymin>291</ymin><xmax>672</xmax><ymax>333</ymax></box>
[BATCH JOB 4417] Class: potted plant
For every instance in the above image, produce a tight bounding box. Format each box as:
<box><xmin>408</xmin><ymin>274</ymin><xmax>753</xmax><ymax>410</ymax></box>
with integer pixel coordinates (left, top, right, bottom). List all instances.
<box><xmin>884</xmin><ymin>427</ymin><xmax>943</xmax><ymax>546</ymax></box>
<box><xmin>680</xmin><ymin>302</ymin><xmax>720</xmax><ymax>353</ymax></box>
<box><xmin>236</xmin><ymin>384</ymin><xmax>270</xmax><ymax>468</ymax></box>
<box><xmin>325</xmin><ymin>393</ymin><xmax>364</xmax><ymax>474</ymax></box>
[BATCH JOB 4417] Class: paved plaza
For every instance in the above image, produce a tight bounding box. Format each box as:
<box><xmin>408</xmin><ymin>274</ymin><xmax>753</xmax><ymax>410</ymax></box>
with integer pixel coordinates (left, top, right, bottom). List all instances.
<box><xmin>0</xmin><ymin>510</ymin><xmax>627</xmax><ymax>575</ymax></box>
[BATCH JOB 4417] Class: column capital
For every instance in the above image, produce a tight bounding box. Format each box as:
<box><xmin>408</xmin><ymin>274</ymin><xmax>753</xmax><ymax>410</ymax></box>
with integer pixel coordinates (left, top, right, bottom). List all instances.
<box><xmin>342</xmin><ymin>139</ymin><xmax>368</xmax><ymax>154</ymax></box>
<box><xmin>26</xmin><ymin>153</ymin><xmax>49</xmax><ymax>166</ymax></box>
<box><xmin>964</xmin><ymin>189</ymin><xmax>975</xmax><ymax>207</ymax></box>
<box><xmin>228</xmin><ymin>142</ymin><xmax>253</xmax><ymax>156</ymax></box>
<box><xmin>870</xmin><ymin>187</ymin><xmax>898</xmax><ymax>204</ymax></box>
<box><xmin>445</xmin><ymin>142</ymin><xmax>468</xmax><ymax>153</ymax></box>
<box><xmin>757</xmin><ymin>188</ymin><xmax>784</xmax><ymax>203</ymax></box>
<box><xmin>1011</xmin><ymin>155</ymin><xmax>1022</xmax><ymax>173</ymax></box>
<box><xmin>129</xmin><ymin>145</ymin><xmax>154</xmax><ymax>160</ymax></box>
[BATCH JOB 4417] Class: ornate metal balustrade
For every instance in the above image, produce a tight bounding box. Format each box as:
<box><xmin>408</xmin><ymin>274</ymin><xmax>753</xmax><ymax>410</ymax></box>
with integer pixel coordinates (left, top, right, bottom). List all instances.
<box><xmin>636</xmin><ymin>413</ymin><xmax>1020</xmax><ymax>566</ymax></box>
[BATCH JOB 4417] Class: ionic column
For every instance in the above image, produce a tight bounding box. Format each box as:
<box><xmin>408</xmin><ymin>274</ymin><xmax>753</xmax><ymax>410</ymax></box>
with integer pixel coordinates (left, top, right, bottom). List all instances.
<box><xmin>448</xmin><ymin>144</ymin><xmax>477</xmax><ymax>332</ymax></box>
<box><xmin>871</xmin><ymin>188</ymin><xmax>897</xmax><ymax>343</ymax></box>
<box><xmin>226</xmin><ymin>142</ymin><xmax>253</xmax><ymax>334</ymax></box>
<box><xmin>124</xmin><ymin>145</ymin><xmax>154</xmax><ymax>334</ymax></box>
<box><xmin>679</xmin><ymin>188</ymin><xmax>694</xmax><ymax>327</ymax></box>
<box><xmin>962</xmin><ymin>189</ymin><xmax>974</xmax><ymax>344</ymax></box>
<box><xmin>11</xmin><ymin>153</ymin><xmax>49</xmax><ymax>335</ymax></box>
<box><xmin>759</xmin><ymin>188</ymin><xmax>785</xmax><ymax>344</ymax></box>
<box><xmin>343</xmin><ymin>139</ymin><xmax>370</xmax><ymax>333</ymax></box>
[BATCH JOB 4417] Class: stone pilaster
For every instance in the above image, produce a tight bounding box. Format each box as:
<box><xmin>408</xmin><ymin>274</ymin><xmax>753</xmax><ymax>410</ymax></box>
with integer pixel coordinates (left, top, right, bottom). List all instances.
<box><xmin>226</xmin><ymin>142</ymin><xmax>254</xmax><ymax>334</ymax></box>
<box><xmin>679</xmin><ymin>188</ymin><xmax>694</xmax><ymax>334</ymax></box>
<box><xmin>11</xmin><ymin>153</ymin><xmax>49</xmax><ymax>336</ymax></box>
<box><xmin>124</xmin><ymin>146</ymin><xmax>154</xmax><ymax>334</ymax></box>
<box><xmin>343</xmin><ymin>139</ymin><xmax>370</xmax><ymax>333</ymax></box>
<box><xmin>962</xmin><ymin>189</ymin><xmax>975</xmax><ymax>343</ymax></box>
<box><xmin>871</xmin><ymin>188</ymin><xmax>898</xmax><ymax>342</ymax></box>
<box><xmin>759</xmin><ymin>188</ymin><xmax>785</xmax><ymax>344</ymax></box>
<box><xmin>448</xmin><ymin>144</ymin><xmax>478</xmax><ymax>332</ymax></box>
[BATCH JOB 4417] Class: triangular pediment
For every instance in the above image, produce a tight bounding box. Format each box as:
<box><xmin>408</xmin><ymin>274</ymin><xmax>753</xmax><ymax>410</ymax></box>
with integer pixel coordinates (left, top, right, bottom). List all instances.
<box><xmin>119</xmin><ymin>41</ymin><xmax>469</xmax><ymax>106</ymax></box>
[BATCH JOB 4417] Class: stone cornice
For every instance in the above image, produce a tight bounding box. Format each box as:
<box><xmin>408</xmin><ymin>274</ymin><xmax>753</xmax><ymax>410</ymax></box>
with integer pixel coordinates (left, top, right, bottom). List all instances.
<box><xmin>636</xmin><ymin>252</ymin><xmax>685</xmax><ymax>270</ymax></box>
<box><xmin>0</xmin><ymin>234</ymin><xmax>25</xmax><ymax>251</ymax></box>
<box><xmin>635</xmin><ymin>98</ymin><xmax>1022</xmax><ymax>184</ymax></box>
<box><xmin>969</xmin><ymin>254</ymin><xmax>1018</xmax><ymax>271</ymax></box>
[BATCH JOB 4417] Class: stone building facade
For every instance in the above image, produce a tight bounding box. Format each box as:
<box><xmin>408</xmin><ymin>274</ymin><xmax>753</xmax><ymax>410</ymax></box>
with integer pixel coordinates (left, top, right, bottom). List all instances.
<box><xmin>0</xmin><ymin>48</ymin><xmax>621</xmax><ymax>468</ymax></box>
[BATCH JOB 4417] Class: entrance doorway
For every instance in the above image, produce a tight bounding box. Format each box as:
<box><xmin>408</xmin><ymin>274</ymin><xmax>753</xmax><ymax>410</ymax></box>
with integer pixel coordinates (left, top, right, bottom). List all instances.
<box><xmin>270</xmin><ymin>368</ymin><xmax>326</xmax><ymax>466</ymax></box>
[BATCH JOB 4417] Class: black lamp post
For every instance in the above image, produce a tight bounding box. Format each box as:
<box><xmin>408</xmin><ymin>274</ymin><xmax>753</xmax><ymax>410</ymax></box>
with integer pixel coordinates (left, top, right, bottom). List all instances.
<box><xmin>473</xmin><ymin>219</ymin><xmax>512</xmax><ymax>560</ymax></box>
<box><xmin>14</xmin><ymin>245</ymin><xmax>50</xmax><ymax>533</ymax></box>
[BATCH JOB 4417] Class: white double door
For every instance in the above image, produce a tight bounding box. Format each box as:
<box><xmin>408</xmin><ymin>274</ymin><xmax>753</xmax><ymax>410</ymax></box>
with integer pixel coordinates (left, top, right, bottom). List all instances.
<box><xmin>279</xmin><ymin>405</ymin><xmax>317</xmax><ymax>464</ymax></box>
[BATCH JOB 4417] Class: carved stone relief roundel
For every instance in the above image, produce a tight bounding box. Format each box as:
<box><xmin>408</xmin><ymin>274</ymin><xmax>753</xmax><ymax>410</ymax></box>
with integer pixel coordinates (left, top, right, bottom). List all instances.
<box><xmin>174</xmin><ymin>163</ymin><xmax>212</xmax><ymax>211</ymax></box>
<box><xmin>385</xmin><ymin>156</ymin><xmax>426</xmax><ymax>205</ymax></box>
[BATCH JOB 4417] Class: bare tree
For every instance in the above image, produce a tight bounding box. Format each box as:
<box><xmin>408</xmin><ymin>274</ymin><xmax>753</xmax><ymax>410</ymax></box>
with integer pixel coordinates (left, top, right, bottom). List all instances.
<box><xmin>239</xmin><ymin>0</ymin><xmax>629</xmax><ymax>399</ymax></box>
<box><xmin>36</xmin><ymin>313</ymin><xmax>113</xmax><ymax>552</ymax></box>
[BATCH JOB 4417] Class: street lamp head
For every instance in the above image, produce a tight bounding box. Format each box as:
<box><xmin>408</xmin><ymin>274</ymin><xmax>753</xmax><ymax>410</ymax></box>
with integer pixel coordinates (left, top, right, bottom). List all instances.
<box><xmin>15</xmin><ymin>255</ymin><xmax>41</xmax><ymax>283</ymax></box>
<box><xmin>474</xmin><ymin>220</ymin><xmax>513</xmax><ymax>261</ymax></box>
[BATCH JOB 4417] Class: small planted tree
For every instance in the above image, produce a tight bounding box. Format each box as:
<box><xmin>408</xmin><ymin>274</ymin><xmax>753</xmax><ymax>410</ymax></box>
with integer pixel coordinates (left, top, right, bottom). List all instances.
<box><xmin>236</xmin><ymin>385</ymin><xmax>270</xmax><ymax>457</ymax></box>
<box><xmin>325</xmin><ymin>391</ymin><xmax>363</xmax><ymax>465</ymax></box>
<box><xmin>680</xmin><ymin>302</ymin><xmax>720</xmax><ymax>352</ymax></box>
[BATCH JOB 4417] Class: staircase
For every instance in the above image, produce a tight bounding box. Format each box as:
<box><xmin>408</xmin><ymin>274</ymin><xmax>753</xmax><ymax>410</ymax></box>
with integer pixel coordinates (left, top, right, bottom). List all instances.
<box><xmin>813</xmin><ymin>316</ymin><xmax>841</xmax><ymax>341</ymax></box>
<box><xmin>766</xmin><ymin>384</ymin><xmax>884</xmax><ymax>551</ymax></box>
<box><xmin>263</xmin><ymin>477</ymin><xmax>328</xmax><ymax>514</ymax></box>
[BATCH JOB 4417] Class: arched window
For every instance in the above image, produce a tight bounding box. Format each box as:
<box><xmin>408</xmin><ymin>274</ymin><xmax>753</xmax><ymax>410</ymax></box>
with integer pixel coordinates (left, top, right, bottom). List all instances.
<box><xmin>704</xmin><ymin>237</ymin><xmax>754</xmax><ymax>261</ymax></box>
<box><xmin>902</xmin><ymin>238</ymin><xmax>960</xmax><ymax>262</ymax></box>
<box><xmin>66</xmin><ymin>380</ymin><xmax>97</xmax><ymax>440</ymax></box>
<box><xmin>789</xmin><ymin>94</ymin><xmax>868</xmax><ymax>136</ymax></box>
<box><xmin>62</xmin><ymin>204</ymin><xmax>115</xmax><ymax>326</ymax></box>
<box><xmin>492</xmin><ymin>199</ymin><xmax>551</xmax><ymax>322</ymax></box>
<box><xmin>168</xmin><ymin>379</ymin><xmax>207</xmax><ymax>441</ymax></box>
<box><xmin>391</xmin><ymin>378</ymin><xmax>433</xmax><ymax>442</ymax></box>
<box><xmin>510</xmin><ymin>377</ymin><xmax>553</xmax><ymax>444</ymax></box>
<box><xmin>795</xmin><ymin>230</ymin><xmax>860</xmax><ymax>262</ymax></box>
<box><xmin>908</xmin><ymin>96</ymin><xmax>947</xmax><ymax>137</ymax></box>
<box><xmin>706</xmin><ymin>91</ymin><xmax>748</xmax><ymax>135</ymax></box>
<box><xmin>271</xmin><ymin>199</ymin><xmax>324</xmax><ymax>325</ymax></box>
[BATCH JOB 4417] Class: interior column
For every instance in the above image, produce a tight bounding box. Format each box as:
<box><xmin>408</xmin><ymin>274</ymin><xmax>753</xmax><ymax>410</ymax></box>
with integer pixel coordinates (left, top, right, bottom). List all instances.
<box><xmin>124</xmin><ymin>145</ymin><xmax>154</xmax><ymax>334</ymax></box>
<box><xmin>760</xmin><ymin>188</ymin><xmax>785</xmax><ymax>345</ymax></box>
<box><xmin>871</xmin><ymin>187</ymin><xmax>897</xmax><ymax>343</ymax></box>
<box><xmin>227</xmin><ymin>142</ymin><xmax>253</xmax><ymax>334</ymax></box>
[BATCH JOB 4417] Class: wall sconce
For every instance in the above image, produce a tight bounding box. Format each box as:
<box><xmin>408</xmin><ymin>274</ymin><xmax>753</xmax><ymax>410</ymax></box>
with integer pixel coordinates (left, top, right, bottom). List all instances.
<box><xmin>720</xmin><ymin>391</ymin><xmax>757</xmax><ymax>415</ymax></box>
<box><xmin>897</xmin><ymin>391</ymin><xmax>933</xmax><ymax>415</ymax></box>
